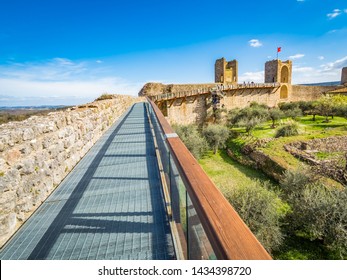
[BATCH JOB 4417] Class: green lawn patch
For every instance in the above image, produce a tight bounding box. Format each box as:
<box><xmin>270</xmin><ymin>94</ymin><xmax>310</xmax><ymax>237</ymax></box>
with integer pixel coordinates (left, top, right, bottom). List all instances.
<box><xmin>199</xmin><ymin>150</ymin><xmax>274</xmax><ymax>193</ymax></box>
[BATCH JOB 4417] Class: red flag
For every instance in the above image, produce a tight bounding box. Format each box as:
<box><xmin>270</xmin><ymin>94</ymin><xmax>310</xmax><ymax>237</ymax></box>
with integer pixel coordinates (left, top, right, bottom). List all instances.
<box><xmin>277</xmin><ymin>47</ymin><xmax>281</xmax><ymax>53</ymax></box>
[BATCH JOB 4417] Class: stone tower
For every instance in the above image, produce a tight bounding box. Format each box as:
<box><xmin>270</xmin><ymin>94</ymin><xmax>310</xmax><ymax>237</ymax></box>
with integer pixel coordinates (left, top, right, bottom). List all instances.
<box><xmin>265</xmin><ymin>59</ymin><xmax>292</xmax><ymax>100</ymax></box>
<box><xmin>265</xmin><ymin>59</ymin><xmax>292</xmax><ymax>84</ymax></box>
<box><xmin>215</xmin><ymin>58</ymin><xmax>238</xmax><ymax>84</ymax></box>
<box><xmin>342</xmin><ymin>67</ymin><xmax>347</xmax><ymax>85</ymax></box>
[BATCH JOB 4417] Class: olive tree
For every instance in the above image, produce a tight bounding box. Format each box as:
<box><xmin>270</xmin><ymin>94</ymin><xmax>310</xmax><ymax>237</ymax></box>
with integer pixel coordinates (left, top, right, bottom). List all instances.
<box><xmin>224</xmin><ymin>180</ymin><xmax>289</xmax><ymax>252</ymax></box>
<box><xmin>280</xmin><ymin>167</ymin><xmax>347</xmax><ymax>259</ymax></box>
<box><xmin>202</xmin><ymin>124</ymin><xmax>229</xmax><ymax>154</ymax></box>
<box><xmin>173</xmin><ymin>124</ymin><xmax>208</xmax><ymax>159</ymax></box>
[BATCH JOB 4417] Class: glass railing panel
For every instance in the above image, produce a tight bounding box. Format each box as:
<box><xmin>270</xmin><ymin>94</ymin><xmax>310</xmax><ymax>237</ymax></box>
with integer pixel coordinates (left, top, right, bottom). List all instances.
<box><xmin>187</xmin><ymin>195</ymin><xmax>216</xmax><ymax>260</ymax></box>
<box><xmin>148</xmin><ymin>102</ymin><xmax>216</xmax><ymax>260</ymax></box>
<box><xmin>170</xmin><ymin>167</ymin><xmax>188</xmax><ymax>259</ymax></box>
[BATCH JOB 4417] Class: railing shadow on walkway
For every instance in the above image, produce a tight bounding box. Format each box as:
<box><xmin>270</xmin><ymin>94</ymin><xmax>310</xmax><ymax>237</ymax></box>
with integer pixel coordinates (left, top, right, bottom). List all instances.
<box><xmin>26</xmin><ymin>103</ymin><xmax>173</xmax><ymax>259</ymax></box>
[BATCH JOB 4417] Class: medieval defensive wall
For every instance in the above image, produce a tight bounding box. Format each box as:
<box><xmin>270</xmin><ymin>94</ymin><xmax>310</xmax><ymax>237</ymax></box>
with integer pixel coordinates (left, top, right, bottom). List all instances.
<box><xmin>139</xmin><ymin>58</ymin><xmax>347</xmax><ymax>125</ymax></box>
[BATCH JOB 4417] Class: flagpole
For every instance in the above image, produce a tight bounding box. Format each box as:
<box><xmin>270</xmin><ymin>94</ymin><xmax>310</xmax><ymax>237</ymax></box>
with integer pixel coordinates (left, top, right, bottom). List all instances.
<box><xmin>276</xmin><ymin>47</ymin><xmax>281</xmax><ymax>60</ymax></box>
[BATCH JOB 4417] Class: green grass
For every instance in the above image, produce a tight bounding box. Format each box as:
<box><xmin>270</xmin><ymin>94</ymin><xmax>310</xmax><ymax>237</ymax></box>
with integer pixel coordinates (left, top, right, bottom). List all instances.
<box><xmin>199</xmin><ymin>150</ymin><xmax>274</xmax><ymax>193</ymax></box>
<box><xmin>272</xmin><ymin>233</ymin><xmax>333</xmax><ymax>260</ymax></box>
<box><xmin>315</xmin><ymin>151</ymin><xmax>345</xmax><ymax>160</ymax></box>
<box><xmin>228</xmin><ymin>115</ymin><xmax>347</xmax><ymax>171</ymax></box>
<box><xmin>199</xmin><ymin>149</ymin><xmax>334</xmax><ymax>260</ymax></box>
<box><xmin>241</xmin><ymin>115</ymin><xmax>347</xmax><ymax>140</ymax></box>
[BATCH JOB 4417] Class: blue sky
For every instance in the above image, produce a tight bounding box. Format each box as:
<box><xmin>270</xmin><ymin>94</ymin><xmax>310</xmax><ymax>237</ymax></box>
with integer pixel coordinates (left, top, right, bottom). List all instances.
<box><xmin>0</xmin><ymin>0</ymin><xmax>347</xmax><ymax>106</ymax></box>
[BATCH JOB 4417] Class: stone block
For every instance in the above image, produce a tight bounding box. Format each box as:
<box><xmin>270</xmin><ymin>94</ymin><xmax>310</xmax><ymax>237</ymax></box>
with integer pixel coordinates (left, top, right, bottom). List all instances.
<box><xmin>0</xmin><ymin>213</ymin><xmax>16</xmax><ymax>237</ymax></box>
<box><xmin>5</xmin><ymin>148</ymin><xmax>21</xmax><ymax>165</ymax></box>
<box><xmin>18</xmin><ymin>158</ymin><xmax>35</xmax><ymax>175</ymax></box>
<box><xmin>23</xmin><ymin>128</ymin><xmax>34</xmax><ymax>141</ymax></box>
<box><xmin>0</xmin><ymin>191</ymin><xmax>16</xmax><ymax>213</ymax></box>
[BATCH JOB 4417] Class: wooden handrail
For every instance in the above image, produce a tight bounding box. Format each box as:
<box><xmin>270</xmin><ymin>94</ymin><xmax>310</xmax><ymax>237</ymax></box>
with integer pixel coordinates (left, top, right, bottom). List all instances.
<box><xmin>147</xmin><ymin>97</ymin><xmax>272</xmax><ymax>260</ymax></box>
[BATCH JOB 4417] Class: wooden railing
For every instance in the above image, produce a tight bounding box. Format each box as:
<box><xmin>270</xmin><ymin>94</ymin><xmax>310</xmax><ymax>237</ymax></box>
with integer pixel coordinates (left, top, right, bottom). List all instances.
<box><xmin>147</xmin><ymin>97</ymin><xmax>272</xmax><ymax>260</ymax></box>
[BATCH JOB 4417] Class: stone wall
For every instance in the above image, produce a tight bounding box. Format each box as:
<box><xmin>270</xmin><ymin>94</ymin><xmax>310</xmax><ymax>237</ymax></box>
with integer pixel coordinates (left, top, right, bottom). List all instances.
<box><xmin>138</xmin><ymin>83</ymin><xmax>166</xmax><ymax>97</ymax></box>
<box><xmin>138</xmin><ymin>82</ymin><xmax>218</xmax><ymax>96</ymax></box>
<box><xmin>166</xmin><ymin>95</ymin><xmax>207</xmax><ymax>125</ymax></box>
<box><xmin>140</xmin><ymin>82</ymin><xmax>339</xmax><ymax>125</ymax></box>
<box><xmin>286</xmin><ymin>136</ymin><xmax>347</xmax><ymax>154</ymax></box>
<box><xmin>0</xmin><ymin>94</ymin><xmax>140</xmax><ymax>247</ymax></box>
<box><xmin>290</xmin><ymin>85</ymin><xmax>337</xmax><ymax>102</ymax></box>
<box><xmin>342</xmin><ymin>67</ymin><xmax>347</xmax><ymax>85</ymax></box>
<box><xmin>222</xmin><ymin>87</ymin><xmax>282</xmax><ymax>109</ymax></box>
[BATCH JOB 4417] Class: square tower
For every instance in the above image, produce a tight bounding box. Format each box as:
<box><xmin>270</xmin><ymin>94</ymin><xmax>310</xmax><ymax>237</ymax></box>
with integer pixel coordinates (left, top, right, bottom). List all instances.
<box><xmin>265</xmin><ymin>59</ymin><xmax>292</xmax><ymax>84</ymax></box>
<box><xmin>215</xmin><ymin>58</ymin><xmax>238</xmax><ymax>84</ymax></box>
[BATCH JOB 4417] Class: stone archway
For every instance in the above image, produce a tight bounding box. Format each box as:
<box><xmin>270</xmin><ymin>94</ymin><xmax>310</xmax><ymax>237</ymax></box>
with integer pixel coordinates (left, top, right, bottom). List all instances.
<box><xmin>281</xmin><ymin>66</ymin><xmax>289</xmax><ymax>83</ymax></box>
<box><xmin>280</xmin><ymin>85</ymin><xmax>288</xmax><ymax>99</ymax></box>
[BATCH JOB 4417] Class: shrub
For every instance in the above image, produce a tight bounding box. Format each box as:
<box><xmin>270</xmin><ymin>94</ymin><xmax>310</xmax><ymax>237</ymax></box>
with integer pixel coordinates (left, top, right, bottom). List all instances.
<box><xmin>275</xmin><ymin>121</ymin><xmax>299</xmax><ymax>138</ymax></box>
<box><xmin>213</xmin><ymin>108</ymin><xmax>227</xmax><ymax>124</ymax></box>
<box><xmin>228</xmin><ymin>106</ymin><xmax>269</xmax><ymax>134</ymax></box>
<box><xmin>173</xmin><ymin>124</ymin><xmax>208</xmax><ymax>159</ymax></box>
<box><xmin>278</xmin><ymin>102</ymin><xmax>303</xmax><ymax>120</ymax></box>
<box><xmin>278</xmin><ymin>102</ymin><xmax>299</xmax><ymax>111</ymax></box>
<box><xmin>280</xmin><ymin>167</ymin><xmax>347</xmax><ymax>259</ymax></box>
<box><xmin>249</xmin><ymin>102</ymin><xmax>269</xmax><ymax>110</ymax></box>
<box><xmin>95</xmin><ymin>93</ymin><xmax>114</xmax><ymax>101</ymax></box>
<box><xmin>269</xmin><ymin>108</ymin><xmax>284</xmax><ymax>128</ymax></box>
<box><xmin>237</xmin><ymin>116</ymin><xmax>263</xmax><ymax>135</ymax></box>
<box><xmin>202</xmin><ymin>124</ymin><xmax>229</xmax><ymax>154</ymax></box>
<box><xmin>224</xmin><ymin>180</ymin><xmax>289</xmax><ymax>252</ymax></box>
<box><xmin>227</xmin><ymin>108</ymin><xmax>241</xmax><ymax>127</ymax></box>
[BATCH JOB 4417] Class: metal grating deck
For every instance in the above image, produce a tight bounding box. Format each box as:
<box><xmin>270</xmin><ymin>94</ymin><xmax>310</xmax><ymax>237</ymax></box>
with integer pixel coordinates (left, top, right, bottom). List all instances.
<box><xmin>0</xmin><ymin>102</ymin><xmax>175</xmax><ymax>260</ymax></box>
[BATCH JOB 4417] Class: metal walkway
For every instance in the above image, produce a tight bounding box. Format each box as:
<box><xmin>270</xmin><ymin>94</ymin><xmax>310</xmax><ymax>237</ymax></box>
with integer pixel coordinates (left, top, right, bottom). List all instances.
<box><xmin>0</xmin><ymin>102</ymin><xmax>175</xmax><ymax>260</ymax></box>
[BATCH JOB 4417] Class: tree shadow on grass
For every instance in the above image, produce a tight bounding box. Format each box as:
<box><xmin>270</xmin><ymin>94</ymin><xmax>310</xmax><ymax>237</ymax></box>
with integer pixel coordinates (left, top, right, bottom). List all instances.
<box><xmin>218</xmin><ymin>149</ymin><xmax>277</xmax><ymax>184</ymax></box>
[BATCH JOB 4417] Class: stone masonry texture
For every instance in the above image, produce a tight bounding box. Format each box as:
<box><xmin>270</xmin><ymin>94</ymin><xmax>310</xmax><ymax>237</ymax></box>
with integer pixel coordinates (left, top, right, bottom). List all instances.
<box><xmin>0</xmin><ymin>94</ymin><xmax>141</xmax><ymax>247</ymax></box>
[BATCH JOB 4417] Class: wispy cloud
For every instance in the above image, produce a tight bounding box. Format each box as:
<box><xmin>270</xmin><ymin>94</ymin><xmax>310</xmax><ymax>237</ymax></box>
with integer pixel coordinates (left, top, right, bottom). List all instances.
<box><xmin>288</xmin><ymin>54</ymin><xmax>305</xmax><ymax>60</ymax></box>
<box><xmin>327</xmin><ymin>9</ymin><xmax>342</xmax><ymax>19</ymax></box>
<box><xmin>318</xmin><ymin>56</ymin><xmax>325</xmax><ymax>60</ymax></box>
<box><xmin>248</xmin><ymin>39</ymin><xmax>262</xmax><ymax>48</ymax></box>
<box><xmin>0</xmin><ymin>58</ymin><xmax>88</xmax><ymax>82</ymax></box>
<box><xmin>292</xmin><ymin>56</ymin><xmax>347</xmax><ymax>84</ymax></box>
<box><xmin>297</xmin><ymin>0</ymin><xmax>305</xmax><ymax>2</ymax></box>
<box><xmin>320</xmin><ymin>56</ymin><xmax>347</xmax><ymax>71</ymax></box>
<box><xmin>0</xmin><ymin>58</ymin><xmax>142</xmax><ymax>106</ymax></box>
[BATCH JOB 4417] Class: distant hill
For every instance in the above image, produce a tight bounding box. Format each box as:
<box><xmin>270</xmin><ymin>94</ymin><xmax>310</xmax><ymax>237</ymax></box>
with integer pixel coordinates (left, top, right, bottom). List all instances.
<box><xmin>0</xmin><ymin>105</ymin><xmax>67</xmax><ymax>111</ymax></box>
<box><xmin>0</xmin><ymin>105</ymin><xmax>70</xmax><ymax>125</ymax></box>
<box><xmin>299</xmin><ymin>81</ymin><xmax>340</xmax><ymax>86</ymax></box>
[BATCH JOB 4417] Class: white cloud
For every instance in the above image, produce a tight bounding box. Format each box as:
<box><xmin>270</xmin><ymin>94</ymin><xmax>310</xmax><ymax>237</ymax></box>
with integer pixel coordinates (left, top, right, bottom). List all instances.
<box><xmin>96</xmin><ymin>60</ymin><xmax>103</xmax><ymax>64</ymax></box>
<box><xmin>0</xmin><ymin>58</ymin><xmax>142</xmax><ymax>106</ymax></box>
<box><xmin>292</xmin><ymin>56</ymin><xmax>347</xmax><ymax>84</ymax></box>
<box><xmin>327</xmin><ymin>9</ymin><xmax>342</xmax><ymax>19</ymax></box>
<box><xmin>239</xmin><ymin>71</ymin><xmax>264</xmax><ymax>83</ymax></box>
<box><xmin>297</xmin><ymin>0</ymin><xmax>305</xmax><ymax>2</ymax></box>
<box><xmin>0</xmin><ymin>58</ymin><xmax>88</xmax><ymax>82</ymax></box>
<box><xmin>318</xmin><ymin>56</ymin><xmax>325</xmax><ymax>60</ymax></box>
<box><xmin>248</xmin><ymin>39</ymin><xmax>262</xmax><ymax>48</ymax></box>
<box><xmin>320</xmin><ymin>56</ymin><xmax>347</xmax><ymax>71</ymax></box>
<box><xmin>288</xmin><ymin>54</ymin><xmax>305</xmax><ymax>59</ymax></box>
